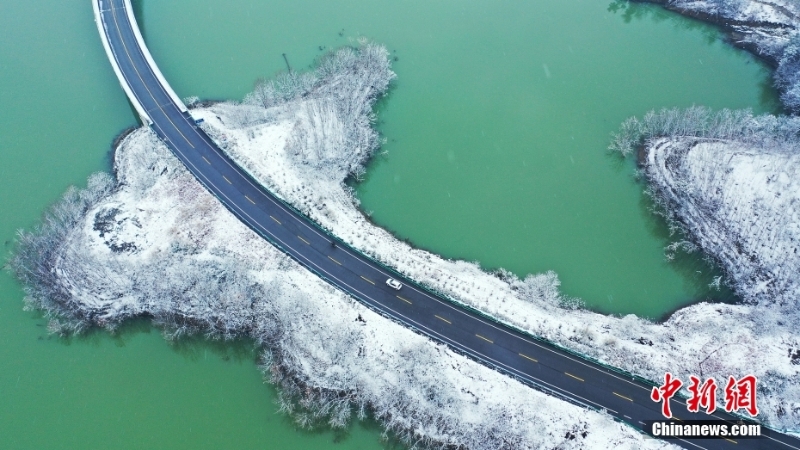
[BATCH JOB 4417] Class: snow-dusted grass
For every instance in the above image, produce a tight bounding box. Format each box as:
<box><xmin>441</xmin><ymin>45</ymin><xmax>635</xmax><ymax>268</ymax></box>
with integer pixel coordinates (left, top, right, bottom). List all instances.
<box><xmin>637</xmin><ymin>135</ymin><xmax>800</xmax><ymax>430</ymax></box>
<box><xmin>599</xmin><ymin>0</ymin><xmax>800</xmax><ymax>429</ymax></box>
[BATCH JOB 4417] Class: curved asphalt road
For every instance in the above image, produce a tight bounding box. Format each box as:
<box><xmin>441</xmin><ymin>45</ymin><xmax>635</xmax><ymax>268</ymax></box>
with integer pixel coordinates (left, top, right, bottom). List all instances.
<box><xmin>93</xmin><ymin>1</ymin><xmax>800</xmax><ymax>448</ymax></box>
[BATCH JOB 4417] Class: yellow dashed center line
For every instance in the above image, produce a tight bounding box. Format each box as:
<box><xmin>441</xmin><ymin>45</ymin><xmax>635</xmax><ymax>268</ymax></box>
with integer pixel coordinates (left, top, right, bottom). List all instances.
<box><xmin>475</xmin><ymin>334</ymin><xmax>493</xmax><ymax>344</ymax></box>
<box><xmin>269</xmin><ymin>215</ymin><xmax>281</xmax><ymax>225</ymax></box>
<box><xmin>396</xmin><ymin>296</ymin><xmax>412</xmax><ymax>304</ymax></box>
<box><xmin>519</xmin><ymin>353</ymin><xmax>538</xmax><ymax>363</ymax></box>
<box><xmin>564</xmin><ymin>372</ymin><xmax>584</xmax><ymax>382</ymax></box>
<box><xmin>297</xmin><ymin>235</ymin><xmax>310</xmax><ymax>245</ymax></box>
<box><xmin>360</xmin><ymin>276</ymin><xmax>375</xmax><ymax>285</ymax></box>
<box><xmin>222</xmin><ymin>175</ymin><xmax>232</xmax><ymax>184</ymax></box>
<box><xmin>245</xmin><ymin>195</ymin><xmax>256</xmax><ymax>204</ymax></box>
<box><xmin>434</xmin><ymin>315</ymin><xmax>451</xmax><ymax>324</ymax></box>
<box><xmin>613</xmin><ymin>392</ymin><xmax>633</xmax><ymax>402</ymax></box>
<box><xmin>328</xmin><ymin>256</ymin><xmax>342</xmax><ymax>265</ymax></box>
<box><xmin>202</xmin><ymin>156</ymin><xmax>211</xmax><ymax>164</ymax></box>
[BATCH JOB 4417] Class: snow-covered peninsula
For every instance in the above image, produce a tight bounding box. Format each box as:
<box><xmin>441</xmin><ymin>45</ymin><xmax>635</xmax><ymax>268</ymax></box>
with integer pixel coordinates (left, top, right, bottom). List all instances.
<box><xmin>12</xmin><ymin>3</ymin><xmax>800</xmax><ymax>445</ymax></box>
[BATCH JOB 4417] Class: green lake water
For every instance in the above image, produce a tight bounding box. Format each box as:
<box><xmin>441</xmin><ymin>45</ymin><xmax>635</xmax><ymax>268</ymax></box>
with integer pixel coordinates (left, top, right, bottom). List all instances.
<box><xmin>0</xmin><ymin>0</ymin><xmax>779</xmax><ymax>448</ymax></box>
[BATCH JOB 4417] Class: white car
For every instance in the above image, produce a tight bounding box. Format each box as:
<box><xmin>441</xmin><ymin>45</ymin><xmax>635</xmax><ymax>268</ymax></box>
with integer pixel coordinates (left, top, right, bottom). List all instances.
<box><xmin>386</xmin><ymin>278</ymin><xmax>403</xmax><ymax>290</ymax></box>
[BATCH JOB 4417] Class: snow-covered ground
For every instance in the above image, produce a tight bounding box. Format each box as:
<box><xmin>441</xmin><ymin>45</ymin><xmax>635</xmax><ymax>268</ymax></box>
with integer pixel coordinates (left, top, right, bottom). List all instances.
<box><xmin>645</xmin><ymin>137</ymin><xmax>800</xmax><ymax>305</ymax></box>
<box><xmin>18</xmin><ymin>85</ymin><xmax>680</xmax><ymax>449</ymax></box>
<box><xmin>192</xmin><ymin>94</ymin><xmax>800</xmax><ymax>433</ymax></box>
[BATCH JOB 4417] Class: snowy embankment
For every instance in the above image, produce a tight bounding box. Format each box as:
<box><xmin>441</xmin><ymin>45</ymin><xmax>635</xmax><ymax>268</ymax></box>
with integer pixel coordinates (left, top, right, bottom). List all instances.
<box><xmin>646</xmin><ymin>137</ymin><xmax>800</xmax><ymax>305</ymax></box>
<box><xmin>12</xmin><ymin>43</ymin><xmax>674</xmax><ymax>449</ymax></box>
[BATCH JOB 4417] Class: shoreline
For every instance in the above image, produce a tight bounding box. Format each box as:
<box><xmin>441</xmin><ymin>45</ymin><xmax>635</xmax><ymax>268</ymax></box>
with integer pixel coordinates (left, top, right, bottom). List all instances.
<box><xmin>631</xmin><ymin>0</ymin><xmax>799</xmax><ymax>70</ymax></box>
